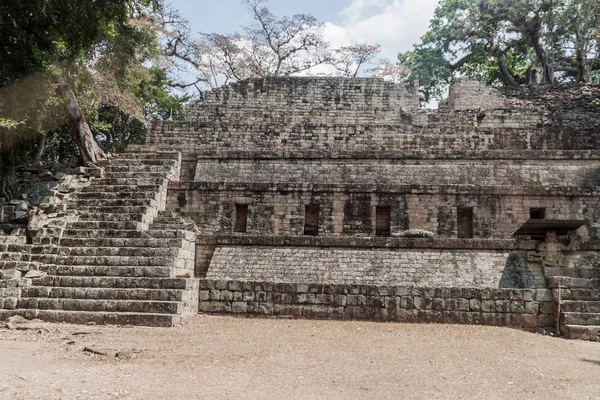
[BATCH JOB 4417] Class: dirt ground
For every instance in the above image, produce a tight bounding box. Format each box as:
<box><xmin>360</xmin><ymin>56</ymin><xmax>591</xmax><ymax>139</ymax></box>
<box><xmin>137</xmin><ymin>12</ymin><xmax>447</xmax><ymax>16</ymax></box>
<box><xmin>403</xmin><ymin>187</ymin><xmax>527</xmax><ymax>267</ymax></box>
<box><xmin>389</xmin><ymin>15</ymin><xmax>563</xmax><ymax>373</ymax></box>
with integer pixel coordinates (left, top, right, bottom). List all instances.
<box><xmin>0</xmin><ymin>316</ymin><xmax>599</xmax><ymax>400</ymax></box>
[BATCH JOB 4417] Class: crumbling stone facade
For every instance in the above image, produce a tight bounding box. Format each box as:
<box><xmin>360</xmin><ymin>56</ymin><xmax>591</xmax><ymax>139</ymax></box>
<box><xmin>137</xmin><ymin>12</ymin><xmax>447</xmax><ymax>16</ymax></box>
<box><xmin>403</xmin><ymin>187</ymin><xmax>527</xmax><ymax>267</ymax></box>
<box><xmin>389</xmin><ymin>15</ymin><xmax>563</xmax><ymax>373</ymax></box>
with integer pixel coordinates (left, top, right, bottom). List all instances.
<box><xmin>1</xmin><ymin>77</ymin><xmax>599</xmax><ymax>339</ymax></box>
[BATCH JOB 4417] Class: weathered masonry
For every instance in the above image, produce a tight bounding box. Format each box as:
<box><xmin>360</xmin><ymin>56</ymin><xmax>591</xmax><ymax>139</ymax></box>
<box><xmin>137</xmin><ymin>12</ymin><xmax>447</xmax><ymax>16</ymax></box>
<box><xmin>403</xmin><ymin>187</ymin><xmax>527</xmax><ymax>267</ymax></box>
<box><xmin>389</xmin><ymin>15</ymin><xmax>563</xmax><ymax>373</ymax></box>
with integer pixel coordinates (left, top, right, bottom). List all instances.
<box><xmin>1</xmin><ymin>77</ymin><xmax>599</xmax><ymax>340</ymax></box>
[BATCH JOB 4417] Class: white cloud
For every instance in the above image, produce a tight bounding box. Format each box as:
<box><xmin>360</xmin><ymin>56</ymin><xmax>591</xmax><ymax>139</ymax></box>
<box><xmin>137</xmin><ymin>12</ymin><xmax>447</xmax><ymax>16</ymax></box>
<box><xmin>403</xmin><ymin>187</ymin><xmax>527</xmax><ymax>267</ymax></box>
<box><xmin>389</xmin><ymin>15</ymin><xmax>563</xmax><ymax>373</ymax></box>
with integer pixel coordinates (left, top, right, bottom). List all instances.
<box><xmin>324</xmin><ymin>0</ymin><xmax>439</xmax><ymax>60</ymax></box>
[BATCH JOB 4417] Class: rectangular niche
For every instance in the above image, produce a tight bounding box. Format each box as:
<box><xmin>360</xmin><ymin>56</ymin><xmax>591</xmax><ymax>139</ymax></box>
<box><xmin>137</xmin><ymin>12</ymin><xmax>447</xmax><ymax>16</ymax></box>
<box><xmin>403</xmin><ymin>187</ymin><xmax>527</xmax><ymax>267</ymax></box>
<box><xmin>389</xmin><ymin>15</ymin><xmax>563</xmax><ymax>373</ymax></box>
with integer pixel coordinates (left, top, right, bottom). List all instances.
<box><xmin>234</xmin><ymin>204</ymin><xmax>249</xmax><ymax>233</ymax></box>
<box><xmin>304</xmin><ymin>205</ymin><xmax>320</xmax><ymax>236</ymax></box>
<box><xmin>376</xmin><ymin>206</ymin><xmax>391</xmax><ymax>236</ymax></box>
<box><xmin>530</xmin><ymin>208</ymin><xmax>546</xmax><ymax>220</ymax></box>
<box><xmin>457</xmin><ymin>207</ymin><xmax>474</xmax><ymax>238</ymax></box>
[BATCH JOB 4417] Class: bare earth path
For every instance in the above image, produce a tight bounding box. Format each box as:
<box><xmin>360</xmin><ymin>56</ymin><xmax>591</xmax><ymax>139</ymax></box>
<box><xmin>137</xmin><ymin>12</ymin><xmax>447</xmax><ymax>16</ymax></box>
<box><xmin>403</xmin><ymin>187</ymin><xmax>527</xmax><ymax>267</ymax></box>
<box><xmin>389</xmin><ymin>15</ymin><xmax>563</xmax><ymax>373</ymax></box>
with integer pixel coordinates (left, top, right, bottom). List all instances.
<box><xmin>1</xmin><ymin>316</ymin><xmax>599</xmax><ymax>400</ymax></box>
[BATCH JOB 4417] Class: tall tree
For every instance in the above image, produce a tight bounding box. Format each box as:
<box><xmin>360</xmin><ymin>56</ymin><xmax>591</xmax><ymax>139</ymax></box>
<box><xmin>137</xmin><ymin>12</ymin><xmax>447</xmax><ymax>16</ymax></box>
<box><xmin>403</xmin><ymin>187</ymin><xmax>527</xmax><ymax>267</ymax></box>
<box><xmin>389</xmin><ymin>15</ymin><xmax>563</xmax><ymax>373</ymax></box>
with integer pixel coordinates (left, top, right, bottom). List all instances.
<box><xmin>399</xmin><ymin>0</ymin><xmax>600</xmax><ymax>102</ymax></box>
<box><xmin>186</xmin><ymin>0</ymin><xmax>388</xmax><ymax>88</ymax></box>
<box><xmin>0</xmin><ymin>0</ymin><xmax>189</xmax><ymax>167</ymax></box>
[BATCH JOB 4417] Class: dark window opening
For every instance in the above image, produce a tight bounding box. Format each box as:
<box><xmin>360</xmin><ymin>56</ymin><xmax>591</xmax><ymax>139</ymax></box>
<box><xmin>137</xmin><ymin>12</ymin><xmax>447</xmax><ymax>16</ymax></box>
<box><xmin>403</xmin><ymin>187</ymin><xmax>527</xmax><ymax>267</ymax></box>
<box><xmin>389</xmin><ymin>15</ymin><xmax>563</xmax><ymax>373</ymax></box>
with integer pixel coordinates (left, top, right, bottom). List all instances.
<box><xmin>234</xmin><ymin>204</ymin><xmax>248</xmax><ymax>233</ymax></box>
<box><xmin>304</xmin><ymin>205</ymin><xmax>320</xmax><ymax>236</ymax></box>
<box><xmin>477</xmin><ymin>114</ymin><xmax>485</xmax><ymax>126</ymax></box>
<box><xmin>376</xmin><ymin>206</ymin><xmax>391</xmax><ymax>236</ymax></box>
<box><xmin>530</xmin><ymin>208</ymin><xmax>546</xmax><ymax>220</ymax></box>
<box><xmin>457</xmin><ymin>207</ymin><xmax>474</xmax><ymax>238</ymax></box>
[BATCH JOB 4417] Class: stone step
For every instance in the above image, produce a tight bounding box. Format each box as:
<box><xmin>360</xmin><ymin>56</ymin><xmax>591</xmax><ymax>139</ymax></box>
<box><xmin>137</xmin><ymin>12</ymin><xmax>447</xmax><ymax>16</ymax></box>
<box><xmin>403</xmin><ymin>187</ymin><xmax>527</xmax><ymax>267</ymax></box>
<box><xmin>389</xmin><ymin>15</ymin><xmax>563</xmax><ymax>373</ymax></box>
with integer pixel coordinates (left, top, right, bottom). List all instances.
<box><xmin>103</xmin><ymin>152</ymin><xmax>181</xmax><ymax>161</ymax></box>
<box><xmin>92</xmin><ymin>178</ymin><xmax>167</xmax><ymax>186</ymax></box>
<box><xmin>67</xmin><ymin>221</ymin><xmax>147</xmax><ymax>230</ymax></box>
<box><xmin>150</xmin><ymin>223</ymin><xmax>194</xmax><ymax>231</ymax></box>
<box><xmin>59</xmin><ymin>237</ymin><xmax>185</xmax><ymax>248</ymax></box>
<box><xmin>152</xmin><ymin>217</ymin><xmax>188</xmax><ymax>224</ymax></box>
<box><xmin>102</xmin><ymin>159</ymin><xmax>178</xmax><ymax>168</ymax></box>
<box><xmin>69</xmin><ymin>198</ymin><xmax>159</xmax><ymax>209</ymax></box>
<box><xmin>45</xmin><ymin>265</ymin><xmax>173</xmax><ymax>278</ymax></box>
<box><xmin>0</xmin><ymin>261</ymin><xmax>40</xmax><ymax>272</ymax></box>
<box><xmin>561</xmin><ymin>300</ymin><xmax>600</xmax><ymax>313</ymax></box>
<box><xmin>76</xmin><ymin>213</ymin><xmax>153</xmax><ymax>223</ymax></box>
<box><xmin>105</xmin><ymin>165</ymin><xmax>174</xmax><ymax>173</ymax></box>
<box><xmin>104</xmin><ymin>172</ymin><xmax>169</xmax><ymax>179</ymax></box>
<box><xmin>22</xmin><ymin>286</ymin><xmax>186</xmax><ymax>302</ymax></box>
<box><xmin>62</xmin><ymin>229</ymin><xmax>192</xmax><ymax>240</ymax></box>
<box><xmin>72</xmin><ymin>191</ymin><xmax>159</xmax><ymax>200</ymax></box>
<box><xmin>81</xmin><ymin>184</ymin><xmax>161</xmax><ymax>193</ymax></box>
<box><xmin>75</xmin><ymin>205</ymin><xmax>154</xmax><ymax>214</ymax></box>
<box><xmin>0</xmin><ymin>309</ymin><xmax>181</xmax><ymax>327</ymax></box>
<box><xmin>15</xmin><ymin>297</ymin><xmax>182</xmax><ymax>314</ymax></box>
<box><xmin>0</xmin><ymin>253</ymin><xmax>32</xmax><ymax>262</ymax></box>
<box><xmin>562</xmin><ymin>312</ymin><xmax>600</xmax><ymax>326</ymax></box>
<box><xmin>57</xmin><ymin>247</ymin><xmax>179</xmax><ymax>257</ymax></box>
<box><xmin>35</xmin><ymin>276</ymin><xmax>196</xmax><ymax>290</ymax></box>
<box><xmin>562</xmin><ymin>325</ymin><xmax>600</xmax><ymax>341</ymax></box>
<box><xmin>556</xmin><ymin>288</ymin><xmax>600</xmax><ymax>301</ymax></box>
<box><xmin>548</xmin><ymin>277</ymin><xmax>600</xmax><ymax>289</ymax></box>
<box><xmin>54</xmin><ymin>255</ymin><xmax>173</xmax><ymax>267</ymax></box>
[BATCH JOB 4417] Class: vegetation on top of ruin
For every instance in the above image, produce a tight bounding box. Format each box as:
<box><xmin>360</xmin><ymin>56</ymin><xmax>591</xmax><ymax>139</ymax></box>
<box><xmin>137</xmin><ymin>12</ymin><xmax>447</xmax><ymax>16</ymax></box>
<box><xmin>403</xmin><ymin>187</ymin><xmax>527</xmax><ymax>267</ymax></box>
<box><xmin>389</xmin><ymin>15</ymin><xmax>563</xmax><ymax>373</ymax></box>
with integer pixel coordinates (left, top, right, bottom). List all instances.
<box><xmin>399</xmin><ymin>0</ymin><xmax>600</xmax><ymax>102</ymax></box>
<box><xmin>0</xmin><ymin>0</ymin><xmax>195</xmax><ymax>195</ymax></box>
<box><xmin>0</xmin><ymin>0</ymin><xmax>599</xmax><ymax>196</ymax></box>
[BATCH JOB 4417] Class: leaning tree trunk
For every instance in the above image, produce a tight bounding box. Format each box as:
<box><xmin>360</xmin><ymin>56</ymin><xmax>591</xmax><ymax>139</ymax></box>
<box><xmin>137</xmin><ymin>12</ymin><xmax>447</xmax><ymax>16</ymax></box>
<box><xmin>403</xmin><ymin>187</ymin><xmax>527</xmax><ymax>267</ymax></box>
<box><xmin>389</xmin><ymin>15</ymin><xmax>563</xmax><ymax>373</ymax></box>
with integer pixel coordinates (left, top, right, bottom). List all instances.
<box><xmin>0</xmin><ymin>127</ymin><xmax>16</xmax><ymax>201</ymax></box>
<box><xmin>497</xmin><ymin>53</ymin><xmax>519</xmax><ymax>87</ymax></box>
<box><xmin>55</xmin><ymin>73</ymin><xmax>107</xmax><ymax>167</ymax></box>
<box><xmin>33</xmin><ymin>136</ymin><xmax>46</xmax><ymax>165</ymax></box>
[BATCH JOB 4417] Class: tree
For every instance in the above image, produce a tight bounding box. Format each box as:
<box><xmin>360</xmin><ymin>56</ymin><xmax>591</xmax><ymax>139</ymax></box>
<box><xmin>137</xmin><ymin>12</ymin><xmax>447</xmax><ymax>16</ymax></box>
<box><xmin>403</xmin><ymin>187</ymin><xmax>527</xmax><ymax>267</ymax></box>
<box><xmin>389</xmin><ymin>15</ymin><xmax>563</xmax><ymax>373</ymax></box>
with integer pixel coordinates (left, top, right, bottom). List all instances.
<box><xmin>0</xmin><ymin>0</ymin><xmax>191</xmax><ymax>168</ymax></box>
<box><xmin>189</xmin><ymin>0</ymin><xmax>386</xmax><ymax>87</ymax></box>
<box><xmin>0</xmin><ymin>0</ymin><xmax>138</xmax><ymax>166</ymax></box>
<box><xmin>399</xmin><ymin>0</ymin><xmax>600</xmax><ymax>102</ymax></box>
<box><xmin>334</xmin><ymin>44</ymin><xmax>382</xmax><ymax>78</ymax></box>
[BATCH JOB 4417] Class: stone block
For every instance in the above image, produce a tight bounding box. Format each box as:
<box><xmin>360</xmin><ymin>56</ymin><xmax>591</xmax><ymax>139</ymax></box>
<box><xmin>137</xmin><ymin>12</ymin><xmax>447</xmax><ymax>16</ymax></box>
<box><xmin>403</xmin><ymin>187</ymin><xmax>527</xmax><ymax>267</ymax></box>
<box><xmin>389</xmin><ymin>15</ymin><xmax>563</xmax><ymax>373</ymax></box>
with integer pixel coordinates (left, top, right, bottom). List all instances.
<box><xmin>481</xmin><ymin>300</ymin><xmax>496</xmax><ymax>313</ymax></box>
<box><xmin>538</xmin><ymin>301</ymin><xmax>554</xmax><ymax>315</ymax></box>
<box><xmin>232</xmin><ymin>302</ymin><xmax>248</xmax><ymax>314</ymax></box>
<box><xmin>432</xmin><ymin>298</ymin><xmax>446</xmax><ymax>311</ymax></box>
<box><xmin>510</xmin><ymin>301</ymin><xmax>525</xmax><ymax>314</ymax></box>
<box><xmin>524</xmin><ymin>301</ymin><xmax>538</xmax><ymax>314</ymax></box>
<box><xmin>227</xmin><ymin>280</ymin><xmax>242</xmax><ymax>291</ymax></box>
<box><xmin>346</xmin><ymin>295</ymin><xmax>366</xmax><ymax>306</ymax></box>
<box><xmin>536</xmin><ymin>289</ymin><xmax>553</xmax><ymax>302</ymax></box>
<box><xmin>457</xmin><ymin>298</ymin><xmax>470</xmax><ymax>311</ymax></box>
<box><xmin>469</xmin><ymin>299</ymin><xmax>481</xmax><ymax>312</ymax></box>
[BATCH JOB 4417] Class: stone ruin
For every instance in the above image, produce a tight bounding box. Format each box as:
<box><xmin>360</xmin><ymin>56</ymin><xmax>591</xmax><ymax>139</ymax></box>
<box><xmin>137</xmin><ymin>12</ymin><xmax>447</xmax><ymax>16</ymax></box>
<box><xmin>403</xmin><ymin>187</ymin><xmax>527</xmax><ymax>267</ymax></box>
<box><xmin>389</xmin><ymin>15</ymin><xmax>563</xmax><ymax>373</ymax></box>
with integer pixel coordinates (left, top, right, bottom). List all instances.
<box><xmin>1</xmin><ymin>77</ymin><xmax>599</xmax><ymax>341</ymax></box>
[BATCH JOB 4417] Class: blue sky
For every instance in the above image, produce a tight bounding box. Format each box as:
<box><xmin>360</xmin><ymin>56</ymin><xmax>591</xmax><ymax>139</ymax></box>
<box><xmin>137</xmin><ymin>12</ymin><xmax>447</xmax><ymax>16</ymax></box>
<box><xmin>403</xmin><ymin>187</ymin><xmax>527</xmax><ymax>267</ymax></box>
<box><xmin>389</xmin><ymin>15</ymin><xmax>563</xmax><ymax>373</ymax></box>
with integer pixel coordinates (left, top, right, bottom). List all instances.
<box><xmin>169</xmin><ymin>0</ymin><xmax>440</xmax><ymax>60</ymax></box>
<box><xmin>171</xmin><ymin>0</ymin><xmax>349</xmax><ymax>34</ymax></box>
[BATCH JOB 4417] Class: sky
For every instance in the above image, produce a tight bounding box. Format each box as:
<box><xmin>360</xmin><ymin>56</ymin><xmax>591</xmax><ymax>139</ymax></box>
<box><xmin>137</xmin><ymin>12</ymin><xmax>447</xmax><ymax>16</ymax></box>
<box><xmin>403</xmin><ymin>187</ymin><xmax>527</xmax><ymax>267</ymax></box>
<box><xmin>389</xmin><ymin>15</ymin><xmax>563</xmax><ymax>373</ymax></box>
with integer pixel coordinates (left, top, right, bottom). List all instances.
<box><xmin>169</xmin><ymin>0</ymin><xmax>440</xmax><ymax>61</ymax></box>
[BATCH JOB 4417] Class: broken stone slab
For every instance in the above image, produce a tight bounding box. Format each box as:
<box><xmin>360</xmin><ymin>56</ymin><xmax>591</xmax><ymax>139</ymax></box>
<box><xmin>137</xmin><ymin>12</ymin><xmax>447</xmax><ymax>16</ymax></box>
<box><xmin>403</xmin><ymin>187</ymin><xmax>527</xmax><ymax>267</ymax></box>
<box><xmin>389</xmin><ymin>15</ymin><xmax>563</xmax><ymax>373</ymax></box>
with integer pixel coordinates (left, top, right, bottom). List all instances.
<box><xmin>24</xmin><ymin>270</ymin><xmax>43</xmax><ymax>279</ymax></box>
<box><xmin>9</xmin><ymin>200</ymin><xmax>29</xmax><ymax>211</ymax></box>
<box><xmin>9</xmin><ymin>212</ymin><xmax>27</xmax><ymax>223</ymax></box>
<box><xmin>393</xmin><ymin>229</ymin><xmax>435</xmax><ymax>238</ymax></box>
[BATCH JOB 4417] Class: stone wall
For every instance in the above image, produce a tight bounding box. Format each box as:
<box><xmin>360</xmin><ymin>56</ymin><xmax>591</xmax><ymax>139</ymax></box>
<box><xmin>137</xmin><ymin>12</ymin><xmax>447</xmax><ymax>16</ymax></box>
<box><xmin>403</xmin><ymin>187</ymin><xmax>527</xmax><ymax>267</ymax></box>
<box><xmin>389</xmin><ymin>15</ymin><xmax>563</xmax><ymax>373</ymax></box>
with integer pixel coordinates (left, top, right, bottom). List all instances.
<box><xmin>184</xmin><ymin>77</ymin><xmax>420</xmax><ymax>123</ymax></box>
<box><xmin>140</xmin><ymin>78</ymin><xmax>600</xmax><ymax>154</ymax></box>
<box><xmin>168</xmin><ymin>187</ymin><xmax>600</xmax><ymax>241</ymax></box>
<box><xmin>193</xmin><ymin>159</ymin><xmax>597</xmax><ymax>187</ymax></box>
<box><xmin>205</xmin><ymin>247</ymin><xmax>538</xmax><ymax>288</ymax></box>
<box><xmin>199</xmin><ymin>279</ymin><xmax>555</xmax><ymax>331</ymax></box>
<box><xmin>447</xmin><ymin>80</ymin><xmax>509</xmax><ymax>110</ymax></box>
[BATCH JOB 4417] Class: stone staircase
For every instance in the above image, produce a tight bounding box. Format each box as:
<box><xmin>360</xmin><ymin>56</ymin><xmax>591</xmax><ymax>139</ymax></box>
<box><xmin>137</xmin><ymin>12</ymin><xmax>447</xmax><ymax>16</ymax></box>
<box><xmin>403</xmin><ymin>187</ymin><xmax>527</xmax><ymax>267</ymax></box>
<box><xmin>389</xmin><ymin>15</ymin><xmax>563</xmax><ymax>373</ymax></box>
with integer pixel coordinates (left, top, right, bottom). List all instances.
<box><xmin>0</xmin><ymin>152</ymin><xmax>199</xmax><ymax>327</ymax></box>
<box><xmin>551</xmin><ymin>277</ymin><xmax>600</xmax><ymax>341</ymax></box>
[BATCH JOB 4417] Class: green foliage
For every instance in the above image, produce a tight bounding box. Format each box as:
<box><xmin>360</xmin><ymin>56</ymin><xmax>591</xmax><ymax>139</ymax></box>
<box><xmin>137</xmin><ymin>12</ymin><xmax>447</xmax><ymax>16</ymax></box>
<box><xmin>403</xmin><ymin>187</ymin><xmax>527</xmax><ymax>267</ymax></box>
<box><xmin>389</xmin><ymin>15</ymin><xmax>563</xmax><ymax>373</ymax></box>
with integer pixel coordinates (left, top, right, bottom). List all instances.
<box><xmin>400</xmin><ymin>0</ymin><xmax>600</xmax><ymax>101</ymax></box>
<box><xmin>0</xmin><ymin>0</ymin><xmax>187</xmax><ymax>172</ymax></box>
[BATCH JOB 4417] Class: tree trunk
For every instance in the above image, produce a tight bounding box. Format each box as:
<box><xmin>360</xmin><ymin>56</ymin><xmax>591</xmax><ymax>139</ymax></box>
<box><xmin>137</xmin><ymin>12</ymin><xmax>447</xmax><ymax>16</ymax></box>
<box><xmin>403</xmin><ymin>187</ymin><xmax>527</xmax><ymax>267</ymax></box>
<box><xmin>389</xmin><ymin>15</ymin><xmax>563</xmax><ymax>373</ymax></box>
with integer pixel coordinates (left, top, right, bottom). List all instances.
<box><xmin>531</xmin><ymin>40</ymin><xmax>553</xmax><ymax>84</ymax></box>
<box><xmin>33</xmin><ymin>136</ymin><xmax>46</xmax><ymax>165</ymax></box>
<box><xmin>575</xmin><ymin>25</ymin><xmax>590</xmax><ymax>83</ymax></box>
<box><xmin>55</xmin><ymin>72</ymin><xmax>107</xmax><ymax>167</ymax></box>
<box><xmin>497</xmin><ymin>54</ymin><xmax>519</xmax><ymax>87</ymax></box>
<box><xmin>0</xmin><ymin>127</ymin><xmax>16</xmax><ymax>200</ymax></box>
